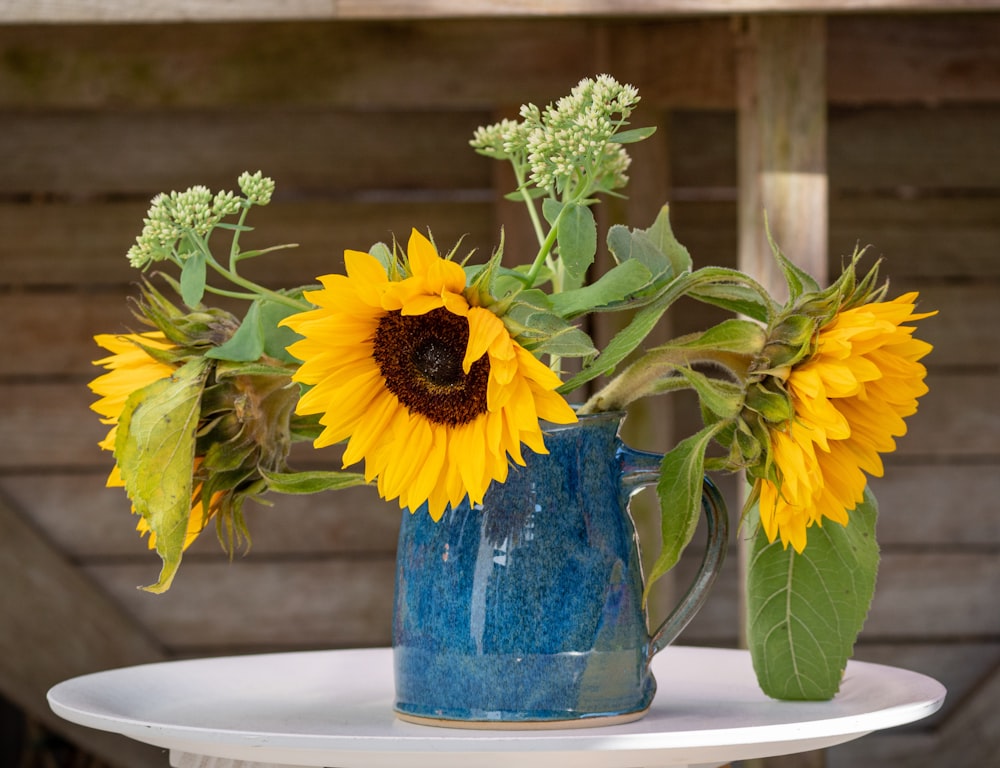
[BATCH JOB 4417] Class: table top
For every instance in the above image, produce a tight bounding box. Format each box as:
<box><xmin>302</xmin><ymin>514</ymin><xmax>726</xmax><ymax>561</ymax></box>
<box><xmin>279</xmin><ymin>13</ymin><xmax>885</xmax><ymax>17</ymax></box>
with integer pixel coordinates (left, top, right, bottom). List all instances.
<box><xmin>48</xmin><ymin>646</ymin><xmax>945</xmax><ymax>768</ymax></box>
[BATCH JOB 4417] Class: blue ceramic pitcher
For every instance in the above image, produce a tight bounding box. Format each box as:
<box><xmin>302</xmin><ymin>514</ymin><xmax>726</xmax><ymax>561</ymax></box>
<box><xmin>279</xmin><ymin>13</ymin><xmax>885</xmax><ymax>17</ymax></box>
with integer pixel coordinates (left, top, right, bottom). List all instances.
<box><xmin>392</xmin><ymin>411</ymin><xmax>728</xmax><ymax>727</ymax></box>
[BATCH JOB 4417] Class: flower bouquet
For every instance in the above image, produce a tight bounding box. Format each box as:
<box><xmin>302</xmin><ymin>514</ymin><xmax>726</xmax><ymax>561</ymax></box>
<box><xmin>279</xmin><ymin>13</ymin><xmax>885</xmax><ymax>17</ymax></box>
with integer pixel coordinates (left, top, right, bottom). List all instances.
<box><xmin>90</xmin><ymin>76</ymin><xmax>934</xmax><ymax>702</ymax></box>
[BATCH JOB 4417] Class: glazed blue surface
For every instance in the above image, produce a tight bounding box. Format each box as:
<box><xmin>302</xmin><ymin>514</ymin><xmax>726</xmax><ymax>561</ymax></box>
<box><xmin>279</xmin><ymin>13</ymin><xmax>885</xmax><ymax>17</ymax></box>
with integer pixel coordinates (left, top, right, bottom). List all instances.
<box><xmin>392</xmin><ymin>411</ymin><xmax>726</xmax><ymax>724</ymax></box>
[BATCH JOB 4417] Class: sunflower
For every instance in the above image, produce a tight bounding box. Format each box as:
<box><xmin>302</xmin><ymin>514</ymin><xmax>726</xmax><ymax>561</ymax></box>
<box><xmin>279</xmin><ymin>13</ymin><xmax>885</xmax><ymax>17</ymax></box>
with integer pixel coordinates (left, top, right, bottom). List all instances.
<box><xmin>282</xmin><ymin>228</ymin><xmax>577</xmax><ymax>520</ymax></box>
<box><xmin>90</xmin><ymin>332</ymin><xmax>209</xmax><ymax>550</ymax></box>
<box><xmin>755</xmin><ymin>292</ymin><xmax>935</xmax><ymax>552</ymax></box>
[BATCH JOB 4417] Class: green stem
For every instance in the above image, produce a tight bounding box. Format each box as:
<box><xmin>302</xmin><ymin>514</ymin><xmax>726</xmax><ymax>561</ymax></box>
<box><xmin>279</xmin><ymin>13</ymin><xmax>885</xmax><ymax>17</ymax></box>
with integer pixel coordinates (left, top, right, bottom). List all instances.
<box><xmin>580</xmin><ymin>343</ymin><xmax>751</xmax><ymax>414</ymax></box>
<box><xmin>204</xmin><ymin>257</ymin><xmax>310</xmax><ymax>311</ymax></box>
<box><xmin>511</xmin><ymin>160</ymin><xmax>547</xmax><ymax>248</ymax></box>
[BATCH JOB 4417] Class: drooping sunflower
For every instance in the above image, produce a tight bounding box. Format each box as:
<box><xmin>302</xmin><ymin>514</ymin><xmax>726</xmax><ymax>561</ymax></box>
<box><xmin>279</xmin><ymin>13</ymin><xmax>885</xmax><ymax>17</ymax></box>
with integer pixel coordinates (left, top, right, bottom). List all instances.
<box><xmin>755</xmin><ymin>292</ymin><xmax>935</xmax><ymax>552</ymax></box>
<box><xmin>89</xmin><ymin>332</ymin><xmax>211</xmax><ymax>550</ymax></box>
<box><xmin>282</xmin><ymin>228</ymin><xmax>577</xmax><ymax>520</ymax></box>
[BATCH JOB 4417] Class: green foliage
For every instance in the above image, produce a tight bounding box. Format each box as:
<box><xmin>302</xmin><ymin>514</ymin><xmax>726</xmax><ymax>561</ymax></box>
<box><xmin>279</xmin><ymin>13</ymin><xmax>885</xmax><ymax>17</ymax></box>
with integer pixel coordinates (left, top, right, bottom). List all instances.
<box><xmin>644</xmin><ymin>423</ymin><xmax>723</xmax><ymax>602</ymax></box>
<box><xmin>115</xmin><ymin>357</ymin><xmax>211</xmax><ymax>594</ymax></box>
<box><xmin>746</xmin><ymin>489</ymin><xmax>880</xmax><ymax>700</ymax></box>
<box><xmin>206</xmin><ymin>298</ymin><xmax>303</xmax><ymax>364</ymax></box>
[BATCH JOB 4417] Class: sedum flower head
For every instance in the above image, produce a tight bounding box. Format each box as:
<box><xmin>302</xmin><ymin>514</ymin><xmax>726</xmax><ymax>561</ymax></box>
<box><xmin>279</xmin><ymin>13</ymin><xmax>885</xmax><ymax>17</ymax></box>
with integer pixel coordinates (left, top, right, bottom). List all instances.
<box><xmin>238</xmin><ymin>170</ymin><xmax>275</xmax><ymax>206</ymax></box>
<box><xmin>524</xmin><ymin>75</ymin><xmax>639</xmax><ymax>195</ymax></box>
<box><xmin>126</xmin><ymin>173</ymin><xmax>275</xmax><ymax>269</ymax></box>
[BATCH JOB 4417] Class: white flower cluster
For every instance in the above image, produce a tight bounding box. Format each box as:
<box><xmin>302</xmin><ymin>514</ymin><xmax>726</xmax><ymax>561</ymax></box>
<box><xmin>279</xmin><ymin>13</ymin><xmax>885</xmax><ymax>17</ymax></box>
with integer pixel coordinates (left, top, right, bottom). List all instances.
<box><xmin>126</xmin><ymin>175</ymin><xmax>273</xmax><ymax>269</ymax></box>
<box><xmin>471</xmin><ymin>75</ymin><xmax>640</xmax><ymax>198</ymax></box>
<box><xmin>238</xmin><ymin>170</ymin><xmax>276</xmax><ymax>206</ymax></box>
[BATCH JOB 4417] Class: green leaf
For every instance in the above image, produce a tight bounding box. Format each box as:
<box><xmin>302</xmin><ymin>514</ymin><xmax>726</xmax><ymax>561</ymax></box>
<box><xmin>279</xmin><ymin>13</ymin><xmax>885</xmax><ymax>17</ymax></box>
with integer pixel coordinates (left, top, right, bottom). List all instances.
<box><xmin>258</xmin><ymin>300</ymin><xmax>304</xmax><ymax>363</ymax></box>
<box><xmin>548</xmin><ymin>260</ymin><xmax>652</xmax><ymax>318</ymax></box>
<box><xmin>644</xmin><ymin>204</ymin><xmax>692</xmax><ymax>277</ymax></box>
<box><xmin>501</xmin><ymin>291</ymin><xmax>598</xmax><ymax>359</ymax></box>
<box><xmin>115</xmin><ymin>357</ymin><xmax>211</xmax><ymax>594</ymax></box>
<box><xmin>610</xmin><ymin>126</ymin><xmax>657</xmax><ymax>144</ymax></box>
<box><xmin>606</xmin><ymin>226</ymin><xmax>673</xmax><ymax>287</ymax></box>
<box><xmin>689</xmin><ymin>282</ymin><xmax>773</xmax><ymax>323</ymax></box>
<box><xmin>746</xmin><ymin>488</ymin><xmax>879</xmax><ymax>700</ymax></box>
<box><xmin>558</xmin><ymin>270</ymin><xmax>698</xmax><ymax>394</ymax></box>
<box><xmin>260</xmin><ymin>468</ymin><xmax>369</xmax><ymax>494</ymax></box>
<box><xmin>206</xmin><ymin>298</ymin><xmax>302</xmax><ymax>363</ymax></box>
<box><xmin>555</xmin><ymin>202</ymin><xmax>597</xmax><ymax>288</ymax></box>
<box><xmin>645</xmin><ymin>423</ymin><xmax>721</xmax><ymax>600</ymax></box>
<box><xmin>179</xmin><ymin>251</ymin><xmax>207</xmax><ymax>307</ymax></box>
<box><xmin>206</xmin><ymin>300</ymin><xmax>264</xmax><ymax>362</ymax></box>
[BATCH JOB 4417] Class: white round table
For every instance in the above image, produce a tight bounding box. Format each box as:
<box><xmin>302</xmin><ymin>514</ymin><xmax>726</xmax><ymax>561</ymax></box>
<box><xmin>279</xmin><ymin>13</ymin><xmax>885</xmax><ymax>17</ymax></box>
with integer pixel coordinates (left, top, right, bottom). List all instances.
<box><xmin>47</xmin><ymin>646</ymin><xmax>945</xmax><ymax>768</ymax></box>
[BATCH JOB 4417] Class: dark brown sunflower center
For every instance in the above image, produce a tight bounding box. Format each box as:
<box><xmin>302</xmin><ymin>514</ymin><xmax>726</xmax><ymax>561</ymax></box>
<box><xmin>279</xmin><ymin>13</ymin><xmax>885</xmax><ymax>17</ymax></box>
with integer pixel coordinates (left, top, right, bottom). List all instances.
<box><xmin>373</xmin><ymin>307</ymin><xmax>490</xmax><ymax>426</ymax></box>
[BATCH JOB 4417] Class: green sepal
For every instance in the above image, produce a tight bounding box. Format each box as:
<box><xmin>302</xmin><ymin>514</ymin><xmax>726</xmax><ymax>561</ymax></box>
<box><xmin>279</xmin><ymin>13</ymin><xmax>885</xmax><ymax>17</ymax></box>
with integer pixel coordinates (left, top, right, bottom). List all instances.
<box><xmin>115</xmin><ymin>357</ymin><xmax>212</xmax><ymax>594</ymax></box>
<box><xmin>644</xmin><ymin>423</ymin><xmax>722</xmax><ymax>603</ymax></box>
<box><xmin>689</xmin><ymin>281</ymin><xmax>773</xmax><ymax>324</ymax></box>
<box><xmin>260</xmin><ymin>468</ymin><xmax>369</xmax><ymax>494</ymax></box>
<box><xmin>744</xmin><ymin>383</ymin><xmax>793</xmax><ymax>423</ymax></box>
<box><xmin>673</xmin><ymin>368</ymin><xmax>744</xmax><ymax>420</ymax></box>
<box><xmin>765</xmin><ymin>218</ymin><xmax>821</xmax><ymax>302</ymax></box>
<box><xmin>746</xmin><ymin>488</ymin><xmax>880</xmax><ymax>700</ymax></box>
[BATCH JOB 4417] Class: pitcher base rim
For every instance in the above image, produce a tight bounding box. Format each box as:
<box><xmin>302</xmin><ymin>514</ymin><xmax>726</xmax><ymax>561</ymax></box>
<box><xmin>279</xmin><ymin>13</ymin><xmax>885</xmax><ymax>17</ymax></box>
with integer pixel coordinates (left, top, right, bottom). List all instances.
<box><xmin>394</xmin><ymin>707</ymin><xmax>650</xmax><ymax>730</ymax></box>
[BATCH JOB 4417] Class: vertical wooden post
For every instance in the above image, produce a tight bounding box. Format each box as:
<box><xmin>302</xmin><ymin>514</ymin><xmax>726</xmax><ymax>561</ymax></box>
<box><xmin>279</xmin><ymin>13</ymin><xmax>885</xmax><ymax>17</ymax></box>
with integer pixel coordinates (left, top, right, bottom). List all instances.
<box><xmin>737</xmin><ymin>14</ymin><xmax>828</xmax><ymax>295</ymax></box>
<box><xmin>736</xmin><ymin>14</ymin><xmax>828</xmax><ymax>768</ymax></box>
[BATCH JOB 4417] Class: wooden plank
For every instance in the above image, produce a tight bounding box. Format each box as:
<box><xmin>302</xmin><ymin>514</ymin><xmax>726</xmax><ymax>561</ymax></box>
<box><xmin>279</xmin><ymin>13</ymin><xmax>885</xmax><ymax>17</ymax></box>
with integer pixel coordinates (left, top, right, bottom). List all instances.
<box><xmin>2</xmin><ymin>16</ymin><xmax>999</xmax><ymax>111</ymax></box>
<box><xmin>0</xmin><ymin>20</ymin><xmax>732</xmax><ymax>110</ymax></box>
<box><xmin>672</xmin><ymin>105</ymin><xmax>1000</xmax><ymax>193</ymax></box>
<box><xmin>0</xmin><ymin>200</ymin><xmax>495</xmax><ymax>287</ymax></box>
<box><xmin>85</xmin><ymin>557</ymin><xmax>397</xmax><ymax>653</ymax></box>
<box><xmin>828</xmin><ymin>13</ymin><xmax>1000</xmax><ymax>106</ymax></box>
<box><xmin>830</xmin><ymin>105</ymin><xmax>1000</xmax><ymax>190</ymax></box>
<box><xmin>868</xmin><ymin>463</ymin><xmax>1000</xmax><ymax>546</ymax></box>
<box><xmin>865</xmin><ymin>551</ymin><xmax>1000</xmax><ymax>638</ymax></box>
<box><xmin>0</xmin><ymin>495</ymin><xmax>167</xmax><ymax>768</ymax></box>
<box><xmin>0</xmin><ymin>473</ymin><xmax>399</xmax><ymax>558</ymax></box>
<box><xmin>736</xmin><ymin>14</ymin><xmax>828</xmax><ymax>297</ymax></box>
<box><xmin>5</xmin><ymin>0</ymin><xmax>1000</xmax><ymax>24</ymax></box>
<box><xmin>0</xmin><ymin>110</ymin><xmax>490</xmax><ymax>196</ymax></box>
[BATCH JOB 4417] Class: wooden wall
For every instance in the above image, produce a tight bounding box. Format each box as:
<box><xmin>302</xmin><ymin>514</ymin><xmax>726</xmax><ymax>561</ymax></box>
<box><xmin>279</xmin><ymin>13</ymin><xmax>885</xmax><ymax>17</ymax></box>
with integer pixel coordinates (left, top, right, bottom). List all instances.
<box><xmin>0</xmin><ymin>13</ymin><xmax>998</xmax><ymax>768</ymax></box>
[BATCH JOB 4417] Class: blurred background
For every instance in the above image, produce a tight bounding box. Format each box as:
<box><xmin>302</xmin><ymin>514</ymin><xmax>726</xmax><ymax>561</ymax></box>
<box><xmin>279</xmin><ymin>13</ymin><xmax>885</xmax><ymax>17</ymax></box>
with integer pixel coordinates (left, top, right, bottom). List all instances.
<box><xmin>0</xmin><ymin>5</ymin><xmax>998</xmax><ymax>767</ymax></box>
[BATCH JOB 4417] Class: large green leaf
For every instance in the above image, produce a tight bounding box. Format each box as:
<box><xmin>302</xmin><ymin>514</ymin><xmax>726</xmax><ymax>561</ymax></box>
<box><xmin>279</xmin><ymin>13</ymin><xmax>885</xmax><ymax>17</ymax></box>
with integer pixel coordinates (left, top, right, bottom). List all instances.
<box><xmin>115</xmin><ymin>357</ymin><xmax>211</xmax><ymax>593</ymax></box>
<box><xmin>746</xmin><ymin>488</ymin><xmax>880</xmax><ymax>700</ymax></box>
<box><xmin>644</xmin><ymin>423</ymin><xmax>721</xmax><ymax>601</ymax></box>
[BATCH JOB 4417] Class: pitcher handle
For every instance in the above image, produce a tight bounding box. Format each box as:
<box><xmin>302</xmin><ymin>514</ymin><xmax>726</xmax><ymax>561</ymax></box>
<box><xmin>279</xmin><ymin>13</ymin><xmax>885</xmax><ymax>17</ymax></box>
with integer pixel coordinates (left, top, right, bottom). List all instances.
<box><xmin>620</xmin><ymin>446</ymin><xmax>729</xmax><ymax>660</ymax></box>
